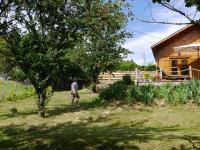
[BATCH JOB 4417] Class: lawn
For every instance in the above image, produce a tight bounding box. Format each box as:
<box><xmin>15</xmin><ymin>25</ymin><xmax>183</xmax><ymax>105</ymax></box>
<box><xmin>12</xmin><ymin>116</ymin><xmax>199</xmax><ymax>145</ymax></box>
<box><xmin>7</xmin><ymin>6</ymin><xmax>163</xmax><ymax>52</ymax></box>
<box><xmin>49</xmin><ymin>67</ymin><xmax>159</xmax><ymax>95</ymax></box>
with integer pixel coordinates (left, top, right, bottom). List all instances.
<box><xmin>0</xmin><ymin>80</ymin><xmax>34</xmax><ymax>100</ymax></box>
<box><xmin>1</xmin><ymin>89</ymin><xmax>200</xmax><ymax>150</ymax></box>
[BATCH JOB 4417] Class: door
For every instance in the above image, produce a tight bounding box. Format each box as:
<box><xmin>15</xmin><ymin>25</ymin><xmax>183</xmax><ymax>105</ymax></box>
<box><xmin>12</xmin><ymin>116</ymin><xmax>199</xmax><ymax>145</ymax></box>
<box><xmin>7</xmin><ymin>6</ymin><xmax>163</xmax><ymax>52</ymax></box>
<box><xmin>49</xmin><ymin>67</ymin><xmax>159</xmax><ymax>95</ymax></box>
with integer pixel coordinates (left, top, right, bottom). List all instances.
<box><xmin>171</xmin><ymin>59</ymin><xmax>178</xmax><ymax>75</ymax></box>
<box><xmin>170</xmin><ymin>59</ymin><xmax>189</xmax><ymax>76</ymax></box>
<box><xmin>181</xmin><ymin>59</ymin><xmax>188</xmax><ymax>75</ymax></box>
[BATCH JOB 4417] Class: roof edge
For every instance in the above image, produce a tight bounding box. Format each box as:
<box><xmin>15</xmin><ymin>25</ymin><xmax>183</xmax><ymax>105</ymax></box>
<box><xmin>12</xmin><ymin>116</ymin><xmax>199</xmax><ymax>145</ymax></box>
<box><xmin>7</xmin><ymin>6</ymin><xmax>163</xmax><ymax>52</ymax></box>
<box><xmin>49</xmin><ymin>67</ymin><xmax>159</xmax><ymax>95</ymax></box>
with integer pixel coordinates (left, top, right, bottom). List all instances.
<box><xmin>151</xmin><ymin>24</ymin><xmax>194</xmax><ymax>50</ymax></box>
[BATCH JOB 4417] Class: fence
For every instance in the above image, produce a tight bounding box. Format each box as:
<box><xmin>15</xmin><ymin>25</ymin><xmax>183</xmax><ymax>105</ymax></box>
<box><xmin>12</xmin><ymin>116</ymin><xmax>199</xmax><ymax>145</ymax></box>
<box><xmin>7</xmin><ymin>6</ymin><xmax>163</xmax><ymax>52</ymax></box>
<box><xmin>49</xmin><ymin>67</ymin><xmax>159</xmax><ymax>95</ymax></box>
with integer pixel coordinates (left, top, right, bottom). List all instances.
<box><xmin>98</xmin><ymin>70</ymin><xmax>157</xmax><ymax>84</ymax></box>
<box><xmin>158</xmin><ymin>66</ymin><xmax>200</xmax><ymax>80</ymax></box>
<box><xmin>98</xmin><ymin>66</ymin><xmax>200</xmax><ymax>84</ymax></box>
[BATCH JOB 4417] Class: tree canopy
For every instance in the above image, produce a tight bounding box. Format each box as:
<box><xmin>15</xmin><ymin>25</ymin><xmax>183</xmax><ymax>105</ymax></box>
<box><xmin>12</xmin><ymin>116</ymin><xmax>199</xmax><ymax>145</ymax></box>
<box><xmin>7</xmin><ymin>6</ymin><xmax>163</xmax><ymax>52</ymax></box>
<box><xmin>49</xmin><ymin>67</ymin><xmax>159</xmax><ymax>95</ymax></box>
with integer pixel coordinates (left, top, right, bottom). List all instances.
<box><xmin>0</xmin><ymin>0</ymin><xmax>131</xmax><ymax>117</ymax></box>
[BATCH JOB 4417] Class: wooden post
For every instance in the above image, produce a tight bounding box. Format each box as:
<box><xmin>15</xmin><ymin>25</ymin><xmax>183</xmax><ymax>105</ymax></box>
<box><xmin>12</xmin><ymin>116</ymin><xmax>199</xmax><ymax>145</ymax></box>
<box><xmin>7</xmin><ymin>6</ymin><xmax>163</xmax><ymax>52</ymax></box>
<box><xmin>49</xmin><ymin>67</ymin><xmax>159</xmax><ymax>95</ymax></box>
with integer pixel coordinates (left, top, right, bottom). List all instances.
<box><xmin>135</xmin><ymin>68</ymin><xmax>138</xmax><ymax>85</ymax></box>
<box><xmin>14</xmin><ymin>83</ymin><xmax>17</xmax><ymax>96</ymax></box>
<box><xmin>1</xmin><ymin>86</ymin><xmax>5</xmax><ymax>100</ymax></box>
<box><xmin>159</xmin><ymin>67</ymin><xmax>163</xmax><ymax>80</ymax></box>
<box><xmin>189</xmin><ymin>66</ymin><xmax>192</xmax><ymax>79</ymax></box>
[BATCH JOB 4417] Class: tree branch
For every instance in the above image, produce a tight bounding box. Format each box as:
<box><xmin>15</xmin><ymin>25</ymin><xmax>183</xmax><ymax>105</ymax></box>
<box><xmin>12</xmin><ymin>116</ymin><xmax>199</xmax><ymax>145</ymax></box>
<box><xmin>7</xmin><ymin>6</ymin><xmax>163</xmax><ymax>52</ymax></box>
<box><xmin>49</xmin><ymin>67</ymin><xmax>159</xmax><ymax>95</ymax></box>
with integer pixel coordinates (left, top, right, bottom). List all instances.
<box><xmin>135</xmin><ymin>17</ymin><xmax>192</xmax><ymax>25</ymax></box>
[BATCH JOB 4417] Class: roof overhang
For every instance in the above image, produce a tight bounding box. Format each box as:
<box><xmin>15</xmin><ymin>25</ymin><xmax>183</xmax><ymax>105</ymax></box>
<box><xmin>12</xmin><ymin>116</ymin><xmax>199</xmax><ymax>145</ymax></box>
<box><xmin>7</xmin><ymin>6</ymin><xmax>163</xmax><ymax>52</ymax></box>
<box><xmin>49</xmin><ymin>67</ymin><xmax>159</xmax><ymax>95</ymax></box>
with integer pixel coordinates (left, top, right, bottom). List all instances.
<box><xmin>151</xmin><ymin>24</ymin><xmax>196</xmax><ymax>58</ymax></box>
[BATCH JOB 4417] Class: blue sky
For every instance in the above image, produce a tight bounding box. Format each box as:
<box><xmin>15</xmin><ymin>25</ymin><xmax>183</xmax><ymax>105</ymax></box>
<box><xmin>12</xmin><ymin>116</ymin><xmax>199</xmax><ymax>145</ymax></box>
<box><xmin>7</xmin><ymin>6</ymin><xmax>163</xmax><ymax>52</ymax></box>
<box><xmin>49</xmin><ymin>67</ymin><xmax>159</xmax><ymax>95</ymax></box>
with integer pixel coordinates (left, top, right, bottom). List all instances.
<box><xmin>123</xmin><ymin>0</ymin><xmax>199</xmax><ymax>65</ymax></box>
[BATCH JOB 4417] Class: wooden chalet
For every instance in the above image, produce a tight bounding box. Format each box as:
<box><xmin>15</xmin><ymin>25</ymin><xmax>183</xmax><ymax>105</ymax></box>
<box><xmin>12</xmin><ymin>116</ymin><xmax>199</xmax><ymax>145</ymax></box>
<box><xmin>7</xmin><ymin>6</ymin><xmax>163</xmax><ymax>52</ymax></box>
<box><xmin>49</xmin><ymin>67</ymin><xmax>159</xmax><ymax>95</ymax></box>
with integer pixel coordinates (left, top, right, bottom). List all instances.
<box><xmin>151</xmin><ymin>24</ymin><xmax>200</xmax><ymax>79</ymax></box>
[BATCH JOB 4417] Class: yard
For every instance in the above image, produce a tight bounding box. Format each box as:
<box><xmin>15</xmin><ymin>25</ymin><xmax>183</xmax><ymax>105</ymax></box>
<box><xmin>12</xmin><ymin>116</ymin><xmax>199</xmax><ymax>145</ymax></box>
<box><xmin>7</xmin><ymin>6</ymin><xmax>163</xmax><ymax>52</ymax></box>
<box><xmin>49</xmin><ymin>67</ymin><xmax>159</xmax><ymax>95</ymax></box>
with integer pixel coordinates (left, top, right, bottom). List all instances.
<box><xmin>1</xmin><ymin>89</ymin><xmax>200</xmax><ymax>150</ymax></box>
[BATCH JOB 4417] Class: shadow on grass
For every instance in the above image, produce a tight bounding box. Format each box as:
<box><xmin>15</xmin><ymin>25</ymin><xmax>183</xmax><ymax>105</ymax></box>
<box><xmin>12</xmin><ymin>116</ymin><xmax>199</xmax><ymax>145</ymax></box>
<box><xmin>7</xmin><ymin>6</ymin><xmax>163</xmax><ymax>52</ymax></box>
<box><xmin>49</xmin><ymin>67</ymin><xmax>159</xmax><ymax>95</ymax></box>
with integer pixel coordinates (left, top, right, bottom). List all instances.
<box><xmin>0</xmin><ymin>98</ymin><xmax>106</xmax><ymax>119</ymax></box>
<box><xmin>1</xmin><ymin>118</ymin><xmax>198</xmax><ymax>150</ymax></box>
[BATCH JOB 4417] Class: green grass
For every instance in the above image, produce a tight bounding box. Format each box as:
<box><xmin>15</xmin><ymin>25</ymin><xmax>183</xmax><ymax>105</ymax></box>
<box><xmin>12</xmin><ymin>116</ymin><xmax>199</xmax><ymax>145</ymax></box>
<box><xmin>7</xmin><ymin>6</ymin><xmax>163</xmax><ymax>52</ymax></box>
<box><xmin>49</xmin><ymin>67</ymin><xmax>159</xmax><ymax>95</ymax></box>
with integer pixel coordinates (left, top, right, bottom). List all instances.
<box><xmin>1</xmin><ymin>89</ymin><xmax>200</xmax><ymax>150</ymax></box>
<box><xmin>0</xmin><ymin>80</ymin><xmax>34</xmax><ymax>101</ymax></box>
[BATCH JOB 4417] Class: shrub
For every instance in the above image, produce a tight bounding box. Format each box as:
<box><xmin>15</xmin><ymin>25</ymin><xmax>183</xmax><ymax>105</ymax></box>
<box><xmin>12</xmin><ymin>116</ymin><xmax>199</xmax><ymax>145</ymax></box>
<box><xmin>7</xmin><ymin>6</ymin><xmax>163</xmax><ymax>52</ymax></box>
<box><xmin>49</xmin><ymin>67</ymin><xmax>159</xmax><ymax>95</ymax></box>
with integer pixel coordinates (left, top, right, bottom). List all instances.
<box><xmin>89</xmin><ymin>83</ymin><xmax>97</xmax><ymax>93</ymax></box>
<box><xmin>6</xmin><ymin>92</ymin><xmax>17</xmax><ymax>101</ymax></box>
<box><xmin>10</xmin><ymin>107</ymin><xmax>18</xmax><ymax>114</ymax></box>
<box><xmin>128</xmin><ymin>84</ymin><xmax>158</xmax><ymax>104</ymax></box>
<box><xmin>122</xmin><ymin>74</ymin><xmax>132</xmax><ymax>85</ymax></box>
<box><xmin>144</xmin><ymin>73</ymin><xmax>152</xmax><ymax>81</ymax></box>
<box><xmin>44</xmin><ymin>86</ymin><xmax>53</xmax><ymax>106</ymax></box>
<box><xmin>6</xmin><ymin>88</ymin><xmax>35</xmax><ymax>101</ymax></box>
<box><xmin>99</xmin><ymin>81</ymin><xmax>127</xmax><ymax>101</ymax></box>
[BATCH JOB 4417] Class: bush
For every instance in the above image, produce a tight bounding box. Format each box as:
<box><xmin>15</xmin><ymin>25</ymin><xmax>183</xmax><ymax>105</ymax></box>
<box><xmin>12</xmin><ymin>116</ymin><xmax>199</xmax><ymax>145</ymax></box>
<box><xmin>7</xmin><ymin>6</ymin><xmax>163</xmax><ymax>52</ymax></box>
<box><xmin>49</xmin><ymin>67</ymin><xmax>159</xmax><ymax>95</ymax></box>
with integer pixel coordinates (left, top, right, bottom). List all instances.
<box><xmin>99</xmin><ymin>81</ymin><xmax>127</xmax><ymax>101</ymax></box>
<box><xmin>6</xmin><ymin>88</ymin><xmax>35</xmax><ymax>101</ymax></box>
<box><xmin>128</xmin><ymin>84</ymin><xmax>158</xmax><ymax>104</ymax></box>
<box><xmin>89</xmin><ymin>83</ymin><xmax>97</xmax><ymax>93</ymax></box>
<box><xmin>122</xmin><ymin>74</ymin><xmax>132</xmax><ymax>85</ymax></box>
<box><xmin>10</xmin><ymin>107</ymin><xmax>18</xmax><ymax>114</ymax></box>
<box><xmin>144</xmin><ymin>73</ymin><xmax>152</xmax><ymax>81</ymax></box>
<box><xmin>10</xmin><ymin>67</ymin><xmax>27</xmax><ymax>81</ymax></box>
<box><xmin>44</xmin><ymin>86</ymin><xmax>53</xmax><ymax>105</ymax></box>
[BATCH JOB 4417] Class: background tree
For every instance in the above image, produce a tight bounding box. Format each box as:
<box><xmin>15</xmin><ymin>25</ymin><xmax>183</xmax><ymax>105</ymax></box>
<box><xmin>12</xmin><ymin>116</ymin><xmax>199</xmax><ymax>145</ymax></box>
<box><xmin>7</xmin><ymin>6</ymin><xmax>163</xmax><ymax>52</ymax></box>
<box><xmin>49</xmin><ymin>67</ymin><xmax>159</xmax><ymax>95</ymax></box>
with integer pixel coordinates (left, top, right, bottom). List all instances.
<box><xmin>0</xmin><ymin>37</ymin><xmax>16</xmax><ymax>76</ymax></box>
<box><xmin>68</xmin><ymin>1</ymin><xmax>131</xmax><ymax>82</ymax></box>
<box><xmin>117</xmin><ymin>60</ymin><xmax>140</xmax><ymax>71</ymax></box>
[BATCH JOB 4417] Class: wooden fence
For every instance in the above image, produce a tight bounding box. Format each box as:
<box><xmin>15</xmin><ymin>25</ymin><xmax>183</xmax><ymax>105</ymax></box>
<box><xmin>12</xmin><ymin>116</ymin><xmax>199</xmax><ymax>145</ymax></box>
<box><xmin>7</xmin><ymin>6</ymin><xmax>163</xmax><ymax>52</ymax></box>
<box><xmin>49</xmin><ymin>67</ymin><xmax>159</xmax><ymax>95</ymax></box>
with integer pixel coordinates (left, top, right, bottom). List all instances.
<box><xmin>98</xmin><ymin>70</ymin><xmax>157</xmax><ymax>84</ymax></box>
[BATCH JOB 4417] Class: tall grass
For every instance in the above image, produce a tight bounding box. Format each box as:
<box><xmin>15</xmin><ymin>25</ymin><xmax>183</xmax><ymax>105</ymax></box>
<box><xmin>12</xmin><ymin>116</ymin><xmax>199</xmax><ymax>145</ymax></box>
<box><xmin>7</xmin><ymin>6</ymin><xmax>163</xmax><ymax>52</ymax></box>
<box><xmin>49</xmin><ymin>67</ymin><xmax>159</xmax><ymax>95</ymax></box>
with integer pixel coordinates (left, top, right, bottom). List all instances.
<box><xmin>159</xmin><ymin>80</ymin><xmax>200</xmax><ymax>104</ymax></box>
<box><xmin>128</xmin><ymin>84</ymin><xmax>157</xmax><ymax>104</ymax></box>
<box><xmin>99</xmin><ymin>81</ymin><xmax>127</xmax><ymax>101</ymax></box>
<box><xmin>99</xmin><ymin>79</ymin><xmax>200</xmax><ymax>105</ymax></box>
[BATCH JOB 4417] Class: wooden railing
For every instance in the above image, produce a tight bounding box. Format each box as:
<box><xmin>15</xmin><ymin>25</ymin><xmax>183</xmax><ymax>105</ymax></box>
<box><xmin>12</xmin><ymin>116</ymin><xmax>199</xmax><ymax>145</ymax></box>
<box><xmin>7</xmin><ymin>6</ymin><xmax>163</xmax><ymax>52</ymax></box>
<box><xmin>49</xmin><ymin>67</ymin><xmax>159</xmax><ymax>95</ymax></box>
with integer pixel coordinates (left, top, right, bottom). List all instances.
<box><xmin>98</xmin><ymin>70</ymin><xmax>157</xmax><ymax>84</ymax></box>
<box><xmin>158</xmin><ymin>66</ymin><xmax>200</xmax><ymax>80</ymax></box>
<box><xmin>98</xmin><ymin>66</ymin><xmax>200</xmax><ymax>84</ymax></box>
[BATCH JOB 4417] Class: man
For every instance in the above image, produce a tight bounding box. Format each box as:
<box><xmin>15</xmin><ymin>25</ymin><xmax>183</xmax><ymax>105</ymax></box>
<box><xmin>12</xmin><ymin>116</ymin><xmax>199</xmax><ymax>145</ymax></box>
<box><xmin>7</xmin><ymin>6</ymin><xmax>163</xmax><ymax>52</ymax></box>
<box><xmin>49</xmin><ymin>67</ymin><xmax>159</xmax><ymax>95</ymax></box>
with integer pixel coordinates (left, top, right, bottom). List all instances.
<box><xmin>71</xmin><ymin>78</ymin><xmax>80</xmax><ymax>106</ymax></box>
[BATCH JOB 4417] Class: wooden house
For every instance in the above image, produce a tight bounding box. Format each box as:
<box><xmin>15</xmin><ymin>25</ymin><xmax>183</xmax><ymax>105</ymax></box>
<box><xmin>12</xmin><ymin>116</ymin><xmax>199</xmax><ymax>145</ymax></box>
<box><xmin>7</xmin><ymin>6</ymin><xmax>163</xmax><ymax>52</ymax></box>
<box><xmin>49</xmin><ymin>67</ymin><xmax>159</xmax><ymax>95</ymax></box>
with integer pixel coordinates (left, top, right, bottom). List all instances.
<box><xmin>151</xmin><ymin>24</ymin><xmax>200</xmax><ymax>79</ymax></box>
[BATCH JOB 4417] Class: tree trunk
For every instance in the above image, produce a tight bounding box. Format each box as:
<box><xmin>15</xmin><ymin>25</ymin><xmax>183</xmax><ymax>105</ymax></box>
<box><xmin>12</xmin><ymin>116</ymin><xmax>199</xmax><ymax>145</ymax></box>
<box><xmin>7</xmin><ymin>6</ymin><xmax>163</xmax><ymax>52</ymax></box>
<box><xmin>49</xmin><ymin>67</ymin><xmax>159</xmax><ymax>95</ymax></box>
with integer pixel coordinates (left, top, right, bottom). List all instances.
<box><xmin>92</xmin><ymin>71</ymin><xmax>100</xmax><ymax>83</ymax></box>
<box><xmin>37</xmin><ymin>90</ymin><xmax>46</xmax><ymax>117</ymax></box>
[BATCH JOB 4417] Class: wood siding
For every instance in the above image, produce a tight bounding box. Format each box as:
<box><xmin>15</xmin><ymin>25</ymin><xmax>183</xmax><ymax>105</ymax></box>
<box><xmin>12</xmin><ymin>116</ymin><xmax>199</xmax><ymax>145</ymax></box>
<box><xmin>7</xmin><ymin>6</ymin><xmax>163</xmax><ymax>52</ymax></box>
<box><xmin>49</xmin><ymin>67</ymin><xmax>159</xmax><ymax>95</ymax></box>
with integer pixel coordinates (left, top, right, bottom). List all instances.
<box><xmin>152</xmin><ymin>24</ymin><xmax>200</xmax><ymax>79</ymax></box>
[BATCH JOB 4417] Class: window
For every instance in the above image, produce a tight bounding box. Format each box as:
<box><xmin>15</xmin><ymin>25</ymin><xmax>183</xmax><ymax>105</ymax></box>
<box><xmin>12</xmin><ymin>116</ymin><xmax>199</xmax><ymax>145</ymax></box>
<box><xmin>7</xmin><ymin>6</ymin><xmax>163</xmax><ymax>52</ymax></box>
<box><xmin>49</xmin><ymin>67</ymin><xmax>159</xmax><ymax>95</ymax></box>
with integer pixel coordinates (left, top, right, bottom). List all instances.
<box><xmin>181</xmin><ymin>59</ymin><xmax>188</xmax><ymax>75</ymax></box>
<box><xmin>171</xmin><ymin>59</ymin><xmax>178</xmax><ymax>75</ymax></box>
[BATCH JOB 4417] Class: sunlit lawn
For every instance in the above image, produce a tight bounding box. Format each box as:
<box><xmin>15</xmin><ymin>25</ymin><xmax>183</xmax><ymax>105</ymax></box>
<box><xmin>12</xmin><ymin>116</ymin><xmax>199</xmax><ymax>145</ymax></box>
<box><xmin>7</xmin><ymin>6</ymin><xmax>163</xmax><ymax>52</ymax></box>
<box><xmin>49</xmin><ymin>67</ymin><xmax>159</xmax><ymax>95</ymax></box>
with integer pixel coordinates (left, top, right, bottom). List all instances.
<box><xmin>1</xmin><ymin>89</ymin><xmax>200</xmax><ymax>150</ymax></box>
<box><xmin>0</xmin><ymin>80</ymin><xmax>33</xmax><ymax>100</ymax></box>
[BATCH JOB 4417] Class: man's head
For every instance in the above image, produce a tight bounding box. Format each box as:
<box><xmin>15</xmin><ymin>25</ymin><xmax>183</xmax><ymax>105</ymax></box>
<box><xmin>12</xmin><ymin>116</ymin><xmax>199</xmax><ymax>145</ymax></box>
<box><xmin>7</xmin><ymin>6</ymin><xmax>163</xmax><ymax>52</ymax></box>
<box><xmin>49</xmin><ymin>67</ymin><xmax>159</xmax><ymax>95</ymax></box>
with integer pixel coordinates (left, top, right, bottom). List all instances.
<box><xmin>73</xmin><ymin>78</ymin><xmax>77</xmax><ymax>82</ymax></box>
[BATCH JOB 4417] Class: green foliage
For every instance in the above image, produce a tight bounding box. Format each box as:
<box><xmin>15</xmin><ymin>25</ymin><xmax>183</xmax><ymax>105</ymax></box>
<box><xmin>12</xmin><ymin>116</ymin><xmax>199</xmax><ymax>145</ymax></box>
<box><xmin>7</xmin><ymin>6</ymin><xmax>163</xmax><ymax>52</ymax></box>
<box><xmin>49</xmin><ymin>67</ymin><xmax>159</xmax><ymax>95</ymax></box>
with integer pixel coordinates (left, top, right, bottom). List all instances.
<box><xmin>10</xmin><ymin>67</ymin><xmax>27</xmax><ymax>81</ymax></box>
<box><xmin>139</xmin><ymin>64</ymin><xmax>156</xmax><ymax>71</ymax></box>
<box><xmin>122</xmin><ymin>74</ymin><xmax>132</xmax><ymax>85</ymax></box>
<box><xmin>44</xmin><ymin>86</ymin><xmax>53</xmax><ymax>106</ymax></box>
<box><xmin>0</xmin><ymin>80</ymin><xmax>35</xmax><ymax>101</ymax></box>
<box><xmin>117</xmin><ymin>60</ymin><xmax>139</xmax><ymax>71</ymax></box>
<box><xmin>144</xmin><ymin>73</ymin><xmax>152</xmax><ymax>81</ymax></box>
<box><xmin>0</xmin><ymin>0</ymin><xmax>132</xmax><ymax>116</ymax></box>
<box><xmin>128</xmin><ymin>84</ymin><xmax>158</xmax><ymax>104</ymax></box>
<box><xmin>89</xmin><ymin>83</ymin><xmax>97</xmax><ymax>93</ymax></box>
<box><xmin>189</xmin><ymin>80</ymin><xmax>200</xmax><ymax>104</ymax></box>
<box><xmin>98</xmin><ymin>80</ymin><xmax>200</xmax><ymax>105</ymax></box>
<box><xmin>88</xmin><ymin>97</ymin><xmax>107</xmax><ymax>108</ymax></box>
<box><xmin>99</xmin><ymin>81</ymin><xmax>127</xmax><ymax>101</ymax></box>
<box><xmin>6</xmin><ymin>88</ymin><xmax>35</xmax><ymax>102</ymax></box>
<box><xmin>0</xmin><ymin>37</ymin><xmax>16</xmax><ymax>75</ymax></box>
<box><xmin>159</xmin><ymin>80</ymin><xmax>200</xmax><ymax>104</ymax></box>
<box><xmin>9</xmin><ymin>107</ymin><xmax>18</xmax><ymax>115</ymax></box>
<box><xmin>159</xmin><ymin>83</ymin><xmax>175</xmax><ymax>103</ymax></box>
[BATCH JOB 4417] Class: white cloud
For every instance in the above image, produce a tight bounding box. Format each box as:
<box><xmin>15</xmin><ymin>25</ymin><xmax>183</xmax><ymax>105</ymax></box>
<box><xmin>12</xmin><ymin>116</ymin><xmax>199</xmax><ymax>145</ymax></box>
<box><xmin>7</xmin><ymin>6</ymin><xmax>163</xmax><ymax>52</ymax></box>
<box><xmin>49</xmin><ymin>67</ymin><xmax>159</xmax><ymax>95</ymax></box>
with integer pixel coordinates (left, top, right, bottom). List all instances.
<box><xmin>123</xmin><ymin>1</ymin><xmax>195</xmax><ymax>65</ymax></box>
<box><xmin>123</xmin><ymin>25</ymin><xmax>186</xmax><ymax>65</ymax></box>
